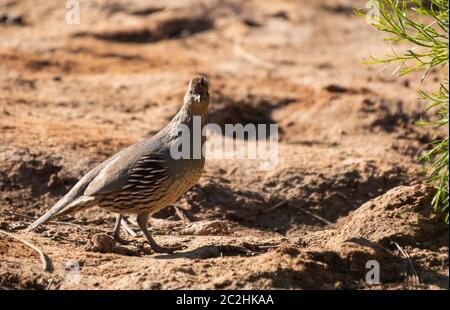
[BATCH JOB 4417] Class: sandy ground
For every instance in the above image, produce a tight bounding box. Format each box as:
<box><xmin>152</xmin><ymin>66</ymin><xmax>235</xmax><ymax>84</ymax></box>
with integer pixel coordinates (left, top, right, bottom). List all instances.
<box><xmin>0</xmin><ymin>0</ymin><xmax>448</xmax><ymax>289</ymax></box>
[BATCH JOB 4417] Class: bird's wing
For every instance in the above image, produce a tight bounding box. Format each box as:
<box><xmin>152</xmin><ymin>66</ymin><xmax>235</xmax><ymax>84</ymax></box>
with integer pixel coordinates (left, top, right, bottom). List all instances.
<box><xmin>25</xmin><ymin>140</ymin><xmax>165</xmax><ymax>231</ymax></box>
<box><xmin>83</xmin><ymin>140</ymin><xmax>166</xmax><ymax>196</ymax></box>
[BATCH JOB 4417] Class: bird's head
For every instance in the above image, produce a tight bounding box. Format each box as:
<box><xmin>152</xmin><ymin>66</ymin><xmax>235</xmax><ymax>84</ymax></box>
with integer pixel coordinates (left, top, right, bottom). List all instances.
<box><xmin>183</xmin><ymin>75</ymin><xmax>210</xmax><ymax>116</ymax></box>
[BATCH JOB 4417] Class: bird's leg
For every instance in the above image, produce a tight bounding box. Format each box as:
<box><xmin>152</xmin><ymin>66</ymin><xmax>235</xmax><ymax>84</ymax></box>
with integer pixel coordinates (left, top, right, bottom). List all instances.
<box><xmin>113</xmin><ymin>214</ymin><xmax>132</xmax><ymax>245</ymax></box>
<box><xmin>136</xmin><ymin>212</ymin><xmax>181</xmax><ymax>254</ymax></box>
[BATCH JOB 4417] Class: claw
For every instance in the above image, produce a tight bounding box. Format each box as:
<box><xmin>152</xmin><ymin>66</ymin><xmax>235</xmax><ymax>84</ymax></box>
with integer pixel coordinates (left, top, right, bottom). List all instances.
<box><xmin>113</xmin><ymin>214</ymin><xmax>133</xmax><ymax>245</ymax></box>
<box><xmin>113</xmin><ymin>234</ymin><xmax>133</xmax><ymax>245</ymax></box>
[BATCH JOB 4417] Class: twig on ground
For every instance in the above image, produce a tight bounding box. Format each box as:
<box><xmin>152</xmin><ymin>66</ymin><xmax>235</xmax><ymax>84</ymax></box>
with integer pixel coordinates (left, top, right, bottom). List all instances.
<box><xmin>0</xmin><ymin>259</ymin><xmax>21</xmax><ymax>266</ymax></box>
<box><xmin>124</xmin><ymin>217</ymin><xmax>143</xmax><ymax>236</ymax></box>
<box><xmin>257</xmin><ymin>245</ymin><xmax>280</xmax><ymax>250</ymax></box>
<box><xmin>2</xmin><ymin>211</ymin><xmax>41</xmax><ymax>223</ymax></box>
<box><xmin>173</xmin><ymin>206</ymin><xmax>189</xmax><ymax>222</ymax></box>
<box><xmin>262</xmin><ymin>200</ymin><xmax>332</xmax><ymax>225</ymax></box>
<box><xmin>392</xmin><ymin>242</ymin><xmax>420</xmax><ymax>288</ymax></box>
<box><xmin>121</xmin><ymin>217</ymin><xmax>137</xmax><ymax>237</ymax></box>
<box><xmin>263</xmin><ymin>200</ymin><xmax>287</xmax><ymax>214</ymax></box>
<box><xmin>0</xmin><ymin>229</ymin><xmax>53</xmax><ymax>272</ymax></box>
<box><xmin>344</xmin><ymin>237</ymin><xmax>394</xmax><ymax>255</ymax></box>
<box><xmin>295</xmin><ymin>207</ymin><xmax>333</xmax><ymax>226</ymax></box>
<box><xmin>226</xmin><ymin>167</ymin><xmax>238</xmax><ymax>177</ymax></box>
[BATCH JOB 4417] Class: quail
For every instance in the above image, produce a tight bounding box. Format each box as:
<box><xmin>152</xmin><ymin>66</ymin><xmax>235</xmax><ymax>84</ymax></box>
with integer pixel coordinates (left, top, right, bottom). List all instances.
<box><xmin>26</xmin><ymin>76</ymin><xmax>210</xmax><ymax>253</ymax></box>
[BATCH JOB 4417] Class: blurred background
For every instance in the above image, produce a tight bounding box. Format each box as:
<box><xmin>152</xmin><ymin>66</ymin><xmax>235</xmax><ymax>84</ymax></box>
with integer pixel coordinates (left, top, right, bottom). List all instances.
<box><xmin>0</xmin><ymin>0</ymin><xmax>447</xmax><ymax>290</ymax></box>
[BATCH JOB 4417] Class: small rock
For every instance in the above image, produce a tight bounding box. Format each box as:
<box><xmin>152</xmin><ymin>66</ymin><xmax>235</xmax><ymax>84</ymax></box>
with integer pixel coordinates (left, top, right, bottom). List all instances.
<box><xmin>181</xmin><ymin>220</ymin><xmax>230</xmax><ymax>236</ymax></box>
<box><xmin>325</xmin><ymin>84</ymin><xmax>349</xmax><ymax>93</ymax></box>
<box><xmin>85</xmin><ymin>234</ymin><xmax>116</xmax><ymax>253</ymax></box>
<box><xmin>0</xmin><ymin>13</ymin><xmax>25</xmax><ymax>25</ymax></box>
<box><xmin>271</xmin><ymin>11</ymin><xmax>289</xmax><ymax>20</ymax></box>
<box><xmin>187</xmin><ymin>245</ymin><xmax>220</xmax><ymax>259</ymax></box>
<box><xmin>213</xmin><ymin>277</ymin><xmax>232</xmax><ymax>289</ymax></box>
<box><xmin>0</xmin><ymin>221</ymin><xmax>9</xmax><ymax>230</ymax></box>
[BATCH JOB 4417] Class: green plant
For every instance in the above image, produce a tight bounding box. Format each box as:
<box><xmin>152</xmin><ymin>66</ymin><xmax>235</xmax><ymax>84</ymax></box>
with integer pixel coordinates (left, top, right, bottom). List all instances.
<box><xmin>357</xmin><ymin>0</ymin><xmax>449</xmax><ymax>222</ymax></box>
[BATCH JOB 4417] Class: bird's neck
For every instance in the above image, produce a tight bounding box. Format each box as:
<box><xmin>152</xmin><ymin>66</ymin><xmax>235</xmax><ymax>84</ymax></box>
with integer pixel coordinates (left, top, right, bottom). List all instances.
<box><xmin>171</xmin><ymin>102</ymin><xmax>208</xmax><ymax>127</ymax></box>
<box><xmin>162</xmin><ymin>103</ymin><xmax>208</xmax><ymax>144</ymax></box>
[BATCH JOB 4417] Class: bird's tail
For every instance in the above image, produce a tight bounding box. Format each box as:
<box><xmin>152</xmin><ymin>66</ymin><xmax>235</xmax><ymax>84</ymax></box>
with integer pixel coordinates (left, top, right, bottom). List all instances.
<box><xmin>25</xmin><ymin>195</ymin><xmax>95</xmax><ymax>232</ymax></box>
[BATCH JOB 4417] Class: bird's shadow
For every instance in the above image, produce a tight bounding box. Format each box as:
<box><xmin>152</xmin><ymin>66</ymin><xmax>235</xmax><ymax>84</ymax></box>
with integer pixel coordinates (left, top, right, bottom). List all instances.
<box><xmin>153</xmin><ymin>244</ymin><xmax>263</xmax><ymax>260</ymax></box>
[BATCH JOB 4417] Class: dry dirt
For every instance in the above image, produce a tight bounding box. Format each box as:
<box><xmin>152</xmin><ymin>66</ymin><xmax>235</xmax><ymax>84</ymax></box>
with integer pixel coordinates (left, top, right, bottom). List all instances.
<box><xmin>0</xmin><ymin>0</ymin><xmax>448</xmax><ymax>290</ymax></box>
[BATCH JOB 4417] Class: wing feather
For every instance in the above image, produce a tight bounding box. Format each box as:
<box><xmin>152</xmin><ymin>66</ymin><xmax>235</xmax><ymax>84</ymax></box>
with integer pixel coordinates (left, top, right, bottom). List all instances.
<box><xmin>83</xmin><ymin>140</ymin><xmax>166</xmax><ymax>196</ymax></box>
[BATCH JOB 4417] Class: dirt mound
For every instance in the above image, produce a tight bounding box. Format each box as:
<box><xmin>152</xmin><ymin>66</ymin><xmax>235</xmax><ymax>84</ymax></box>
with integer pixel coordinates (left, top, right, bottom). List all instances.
<box><xmin>0</xmin><ymin>149</ymin><xmax>77</xmax><ymax>197</ymax></box>
<box><xmin>300</xmin><ymin>185</ymin><xmax>448</xmax><ymax>287</ymax></box>
<box><xmin>223</xmin><ymin>185</ymin><xmax>448</xmax><ymax>289</ymax></box>
<box><xmin>302</xmin><ymin>185</ymin><xmax>447</xmax><ymax>248</ymax></box>
<box><xmin>244</xmin><ymin>246</ymin><xmax>341</xmax><ymax>289</ymax></box>
<box><xmin>334</xmin><ymin>185</ymin><xmax>446</xmax><ymax>245</ymax></box>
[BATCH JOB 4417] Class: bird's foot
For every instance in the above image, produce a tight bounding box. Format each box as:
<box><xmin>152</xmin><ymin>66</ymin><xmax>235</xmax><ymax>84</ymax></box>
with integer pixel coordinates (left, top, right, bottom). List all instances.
<box><xmin>113</xmin><ymin>234</ymin><xmax>133</xmax><ymax>245</ymax></box>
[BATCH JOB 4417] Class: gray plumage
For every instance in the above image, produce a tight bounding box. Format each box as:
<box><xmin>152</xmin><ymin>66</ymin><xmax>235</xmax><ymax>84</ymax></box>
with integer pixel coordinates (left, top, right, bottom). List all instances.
<box><xmin>26</xmin><ymin>76</ymin><xmax>210</xmax><ymax>253</ymax></box>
